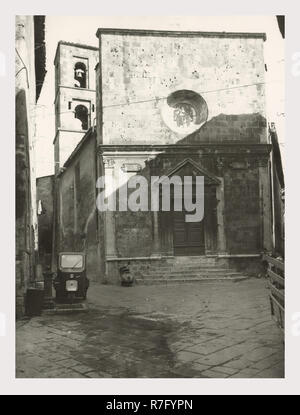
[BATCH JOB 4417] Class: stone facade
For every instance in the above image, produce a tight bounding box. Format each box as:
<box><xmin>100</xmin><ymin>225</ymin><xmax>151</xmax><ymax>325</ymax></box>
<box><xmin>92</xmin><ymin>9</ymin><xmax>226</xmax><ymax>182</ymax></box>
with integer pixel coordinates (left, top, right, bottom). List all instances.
<box><xmin>55</xmin><ymin>29</ymin><xmax>273</xmax><ymax>284</ymax></box>
<box><xmin>96</xmin><ymin>30</ymin><xmax>266</xmax><ymax>146</ymax></box>
<box><xmin>95</xmin><ymin>29</ymin><xmax>272</xmax><ymax>282</ymax></box>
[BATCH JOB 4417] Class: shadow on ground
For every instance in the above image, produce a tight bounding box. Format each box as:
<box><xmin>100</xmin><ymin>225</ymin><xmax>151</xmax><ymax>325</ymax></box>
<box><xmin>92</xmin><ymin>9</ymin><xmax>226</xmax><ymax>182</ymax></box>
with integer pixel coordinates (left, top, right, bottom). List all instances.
<box><xmin>16</xmin><ymin>279</ymin><xmax>284</xmax><ymax>378</ymax></box>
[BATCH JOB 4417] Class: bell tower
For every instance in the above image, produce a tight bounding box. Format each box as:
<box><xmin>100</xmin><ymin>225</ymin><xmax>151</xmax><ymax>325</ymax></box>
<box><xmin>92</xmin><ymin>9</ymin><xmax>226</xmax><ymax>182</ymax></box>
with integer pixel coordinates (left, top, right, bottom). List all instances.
<box><xmin>53</xmin><ymin>41</ymin><xmax>98</xmax><ymax>173</ymax></box>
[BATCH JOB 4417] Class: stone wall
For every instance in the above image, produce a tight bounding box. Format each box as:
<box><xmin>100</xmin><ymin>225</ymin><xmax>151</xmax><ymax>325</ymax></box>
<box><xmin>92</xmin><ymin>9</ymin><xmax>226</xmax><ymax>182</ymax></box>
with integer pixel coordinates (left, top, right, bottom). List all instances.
<box><xmin>224</xmin><ymin>167</ymin><xmax>261</xmax><ymax>254</ymax></box>
<box><xmin>57</xmin><ymin>131</ymin><xmax>103</xmax><ymax>281</ymax></box>
<box><xmin>15</xmin><ymin>16</ymin><xmax>39</xmax><ymax>317</ymax></box>
<box><xmin>54</xmin><ymin>130</ymin><xmax>89</xmax><ymax>169</ymax></box>
<box><xmin>36</xmin><ymin>175</ymin><xmax>54</xmax><ymax>268</ymax></box>
<box><xmin>102</xmin><ymin>146</ymin><xmax>270</xmax><ymax>260</ymax></box>
<box><xmin>98</xmin><ymin>31</ymin><xmax>267</xmax><ymax>146</ymax></box>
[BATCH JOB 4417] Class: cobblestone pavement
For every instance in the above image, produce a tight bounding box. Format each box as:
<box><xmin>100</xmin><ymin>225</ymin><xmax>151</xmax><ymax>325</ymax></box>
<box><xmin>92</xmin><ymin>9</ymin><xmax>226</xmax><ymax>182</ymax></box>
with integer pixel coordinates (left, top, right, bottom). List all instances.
<box><xmin>16</xmin><ymin>278</ymin><xmax>284</xmax><ymax>378</ymax></box>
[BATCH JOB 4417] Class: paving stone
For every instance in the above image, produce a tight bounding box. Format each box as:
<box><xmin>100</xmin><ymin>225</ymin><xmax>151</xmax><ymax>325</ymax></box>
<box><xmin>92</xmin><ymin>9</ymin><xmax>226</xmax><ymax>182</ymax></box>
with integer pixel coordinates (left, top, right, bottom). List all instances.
<box><xmin>85</xmin><ymin>371</ymin><xmax>103</xmax><ymax>378</ymax></box>
<box><xmin>57</xmin><ymin>358</ymin><xmax>82</xmax><ymax>368</ymax></box>
<box><xmin>228</xmin><ymin>368</ymin><xmax>260</xmax><ymax>378</ymax></box>
<box><xmin>59</xmin><ymin>371</ymin><xmax>86</xmax><ymax>378</ymax></box>
<box><xmin>198</xmin><ymin>344</ymin><xmax>248</xmax><ymax>366</ymax></box>
<box><xmin>19</xmin><ymin>355</ymin><xmax>56</xmax><ymax>371</ymax></box>
<box><xmin>250</xmin><ymin>352</ymin><xmax>283</xmax><ymax>371</ymax></box>
<box><xmin>40</xmin><ymin>351</ymin><xmax>71</xmax><ymax>362</ymax></box>
<box><xmin>72</xmin><ymin>364</ymin><xmax>94</xmax><ymax>375</ymax></box>
<box><xmin>16</xmin><ymin>367</ymin><xmax>42</xmax><ymax>378</ymax></box>
<box><xmin>255</xmin><ymin>363</ymin><xmax>284</xmax><ymax>378</ymax></box>
<box><xmin>68</xmin><ymin>333</ymin><xmax>86</xmax><ymax>341</ymax></box>
<box><xmin>62</xmin><ymin>321</ymin><xmax>82</xmax><ymax>327</ymax></box>
<box><xmin>186</xmin><ymin>337</ymin><xmax>242</xmax><ymax>356</ymax></box>
<box><xmin>189</xmin><ymin>362</ymin><xmax>212</xmax><ymax>372</ymax></box>
<box><xmin>200</xmin><ymin>369</ymin><xmax>231</xmax><ymax>378</ymax></box>
<box><xmin>169</xmin><ymin>365</ymin><xmax>206</xmax><ymax>378</ymax></box>
<box><xmin>96</xmin><ymin>371</ymin><xmax>113</xmax><ymax>378</ymax></box>
<box><xmin>222</xmin><ymin>358</ymin><xmax>253</xmax><ymax>371</ymax></box>
<box><xmin>16</xmin><ymin>280</ymin><xmax>284</xmax><ymax>378</ymax></box>
<box><xmin>210</xmin><ymin>365</ymin><xmax>238</xmax><ymax>375</ymax></box>
<box><xmin>53</xmin><ymin>337</ymin><xmax>81</xmax><ymax>349</ymax></box>
<box><xmin>175</xmin><ymin>351</ymin><xmax>203</xmax><ymax>363</ymax></box>
<box><xmin>246</xmin><ymin>346</ymin><xmax>278</xmax><ymax>362</ymax></box>
<box><xmin>39</xmin><ymin>367</ymin><xmax>71</xmax><ymax>378</ymax></box>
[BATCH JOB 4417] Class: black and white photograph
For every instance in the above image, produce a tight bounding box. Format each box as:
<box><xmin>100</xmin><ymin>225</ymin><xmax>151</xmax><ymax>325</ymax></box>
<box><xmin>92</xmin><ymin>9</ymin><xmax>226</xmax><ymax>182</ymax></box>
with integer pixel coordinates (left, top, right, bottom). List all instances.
<box><xmin>14</xmin><ymin>14</ymin><xmax>285</xmax><ymax>380</ymax></box>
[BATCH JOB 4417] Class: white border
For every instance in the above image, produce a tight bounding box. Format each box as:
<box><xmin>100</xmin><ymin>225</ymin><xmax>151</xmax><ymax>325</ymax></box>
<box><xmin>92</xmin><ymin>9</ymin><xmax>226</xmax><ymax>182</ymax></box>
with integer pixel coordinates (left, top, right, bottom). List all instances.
<box><xmin>1</xmin><ymin>0</ymin><xmax>299</xmax><ymax>395</ymax></box>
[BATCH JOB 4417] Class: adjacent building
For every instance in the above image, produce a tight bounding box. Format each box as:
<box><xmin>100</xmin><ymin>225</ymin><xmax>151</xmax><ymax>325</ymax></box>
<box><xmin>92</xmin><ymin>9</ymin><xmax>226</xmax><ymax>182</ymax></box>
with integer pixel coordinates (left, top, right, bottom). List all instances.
<box><xmin>16</xmin><ymin>15</ymin><xmax>46</xmax><ymax>316</ymax></box>
<box><xmin>53</xmin><ymin>41</ymin><xmax>98</xmax><ymax>173</ymax></box>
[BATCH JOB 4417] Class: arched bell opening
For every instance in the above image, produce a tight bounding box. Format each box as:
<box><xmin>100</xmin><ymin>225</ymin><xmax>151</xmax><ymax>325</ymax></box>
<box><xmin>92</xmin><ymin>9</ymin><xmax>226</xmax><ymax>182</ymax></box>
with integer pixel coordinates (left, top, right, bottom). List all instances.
<box><xmin>74</xmin><ymin>62</ymin><xmax>87</xmax><ymax>88</ymax></box>
<box><xmin>74</xmin><ymin>104</ymin><xmax>89</xmax><ymax>130</ymax></box>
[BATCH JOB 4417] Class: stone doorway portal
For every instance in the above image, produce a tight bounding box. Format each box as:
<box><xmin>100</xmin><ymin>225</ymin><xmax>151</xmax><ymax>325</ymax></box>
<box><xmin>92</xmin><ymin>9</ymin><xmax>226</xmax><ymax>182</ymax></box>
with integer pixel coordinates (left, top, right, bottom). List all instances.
<box><xmin>158</xmin><ymin>158</ymin><xmax>221</xmax><ymax>257</ymax></box>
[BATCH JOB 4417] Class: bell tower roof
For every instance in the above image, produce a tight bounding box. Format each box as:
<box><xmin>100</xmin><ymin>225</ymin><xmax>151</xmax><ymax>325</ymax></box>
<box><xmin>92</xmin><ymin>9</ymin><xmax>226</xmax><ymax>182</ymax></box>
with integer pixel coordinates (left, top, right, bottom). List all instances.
<box><xmin>54</xmin><ymin>40</ymin><xmax>98</xmax><ymax>65</ymax></box>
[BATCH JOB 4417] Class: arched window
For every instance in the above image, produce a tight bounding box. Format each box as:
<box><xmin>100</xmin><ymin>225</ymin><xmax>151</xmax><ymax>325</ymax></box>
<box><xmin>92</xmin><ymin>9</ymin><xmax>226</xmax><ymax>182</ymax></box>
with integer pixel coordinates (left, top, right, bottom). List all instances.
<box><xmin>161</xmin><ymin>90</ymin><xmax>208</xmax><ymax>135</ymax></box>
<box><xmin>74</xmin><ymin>62</ymin><xmax>87</xmax><ymax>88</ymax></box>
<box><xmin>74</xmin><ymin>105</ymin><xmax>89</xmax><ymax>130</ymax></box>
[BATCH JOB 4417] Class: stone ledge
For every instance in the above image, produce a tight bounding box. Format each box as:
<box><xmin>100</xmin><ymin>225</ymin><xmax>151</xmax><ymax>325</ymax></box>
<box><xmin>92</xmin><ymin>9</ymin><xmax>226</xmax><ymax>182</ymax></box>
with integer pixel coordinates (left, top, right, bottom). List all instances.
<box><xmin>106</xmin><ymin>256</ymin><xmax>164</xmax><ymax>262</ymax></box>
<box><xmin>96</xmin><ymin>28</ymin><xmax>266</xmax><ymax>41</ymax></box>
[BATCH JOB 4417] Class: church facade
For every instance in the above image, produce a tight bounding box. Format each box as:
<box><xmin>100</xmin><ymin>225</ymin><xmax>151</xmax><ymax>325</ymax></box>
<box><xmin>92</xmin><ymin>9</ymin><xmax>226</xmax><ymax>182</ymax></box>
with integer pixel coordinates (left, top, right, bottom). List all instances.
<box><xmin>54</xmin><ymin>29</ymin><xmax>272</xmax><ymax>283</ymax></box>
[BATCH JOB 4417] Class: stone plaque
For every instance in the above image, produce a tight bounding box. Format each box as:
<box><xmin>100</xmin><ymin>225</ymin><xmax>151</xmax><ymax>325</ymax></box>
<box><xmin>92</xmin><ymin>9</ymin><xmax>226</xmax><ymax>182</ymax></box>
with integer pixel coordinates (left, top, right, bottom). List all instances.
<box><xmin>121</xmin><ymin>163</ymin><xmax>142</xmax><ymax>173</ymax></box>
<box><xmin>229</xmin><ymin>161</ymin><xmax>249</xmax><ymax>170</ymax></box>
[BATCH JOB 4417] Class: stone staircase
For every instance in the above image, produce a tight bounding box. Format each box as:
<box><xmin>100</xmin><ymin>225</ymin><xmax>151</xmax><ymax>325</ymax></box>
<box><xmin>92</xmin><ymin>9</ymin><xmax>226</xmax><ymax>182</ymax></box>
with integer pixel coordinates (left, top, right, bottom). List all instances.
<box><xmin>135</xmin><ymin>256</ymin><xmax>248</xmax><ymax>285</ymax></box>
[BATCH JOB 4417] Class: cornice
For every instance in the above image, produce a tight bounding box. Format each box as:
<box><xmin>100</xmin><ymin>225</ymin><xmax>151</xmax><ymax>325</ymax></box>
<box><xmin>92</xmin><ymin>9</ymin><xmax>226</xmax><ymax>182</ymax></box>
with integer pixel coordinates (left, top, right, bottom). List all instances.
<box><xmin>97</xmin><ymin>143</ymin><xmax>272</xmax><ymax>156</ymax></box>
<box><xmin>96</xmin><ymin>28</ymin><xmax>266</xmax><ymax>41</ymax></box>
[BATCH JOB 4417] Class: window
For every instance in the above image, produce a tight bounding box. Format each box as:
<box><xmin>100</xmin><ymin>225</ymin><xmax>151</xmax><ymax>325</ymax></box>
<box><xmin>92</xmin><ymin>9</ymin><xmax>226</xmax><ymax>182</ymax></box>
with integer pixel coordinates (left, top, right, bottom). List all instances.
<box><xmin>74</xmin><ymin>104</ymin><xmax>89</xmax><ymax>130</ymax></box>
<box><xmin>74</xmin><ymin>62</ymin><xmax>87</xmax><ymax>88</ymax></box>
<box><xmin>161</xmin><ymin>90</ymin><xmax>208</xmax><ymax>135</ymax></box>
<box><xmin>37</xmin><ymin>200</ymin><xmax>45</xmax><ymax>215</ymax></box>
<box><xmin>60</xmin><ymin>254</ymin><xmax>84</xmax><ymax>269</ymax></box>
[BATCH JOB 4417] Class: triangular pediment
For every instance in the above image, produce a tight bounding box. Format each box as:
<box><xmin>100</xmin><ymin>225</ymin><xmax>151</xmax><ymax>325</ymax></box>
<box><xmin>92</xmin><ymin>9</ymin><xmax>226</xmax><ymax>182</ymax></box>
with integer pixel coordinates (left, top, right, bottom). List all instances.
<box><xmin>165</xmin><ymin>158</ymin><xmax>220</xmax><ymax>185</ymax></box>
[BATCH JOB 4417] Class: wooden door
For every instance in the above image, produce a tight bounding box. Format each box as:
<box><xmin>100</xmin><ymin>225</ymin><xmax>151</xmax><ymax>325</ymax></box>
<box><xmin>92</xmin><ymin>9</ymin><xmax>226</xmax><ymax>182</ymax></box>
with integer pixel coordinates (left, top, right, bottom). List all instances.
<box><xmin>173</xmin><ymin>210</ymin><xmax>205</xmax><ymax>256</ymax></box>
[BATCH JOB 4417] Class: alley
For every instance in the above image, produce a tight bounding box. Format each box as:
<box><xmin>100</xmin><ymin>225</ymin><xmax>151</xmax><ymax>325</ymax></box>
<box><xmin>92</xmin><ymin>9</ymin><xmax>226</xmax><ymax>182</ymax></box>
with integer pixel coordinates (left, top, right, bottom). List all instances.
<box><xmin>16</xmin><ymin>278</ymin><xmax>284</xmax><ymax>378</ymax></box>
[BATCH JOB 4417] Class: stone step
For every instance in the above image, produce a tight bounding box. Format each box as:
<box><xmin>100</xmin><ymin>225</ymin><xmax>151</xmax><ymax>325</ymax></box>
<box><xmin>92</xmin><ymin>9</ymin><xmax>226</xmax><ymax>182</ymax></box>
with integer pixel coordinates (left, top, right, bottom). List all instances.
<box><xmin>141</xmin><ymin>267</ymin><xmax>233</xmax><ymax>274</ymax></box>
<box><xmin>128</xmin><ymin>256</ymin><xmax>248</xmax><ymax>285</ymax></box>
<box><xmin>142</xmin><ymin>263</ymin><xmax>230</xmax><ymax>269</ymax></box>
<box><xmin>43</xmin><ymin>302</ymin><xmax>88</xmax><ymax>314</ymax></box>
<box><xmin>140</xmin><ymin>272</ymin><xmax>244</xmax><ymax>279</ymax></box>
<box><xmin>141</xmin><ymin>270</ymin><xmax>243</xmax><ymax>278</ymax></box>
<box><xmin>163</xmin><ymin>262</ymin><xmax>223</xmax><ymax>267</ymax></box>
<box><xmin>135</xmin><ymin>276</ymin><xmax>248</xmax><ymax>285</ymax></box>
<box><xmin>171</xmin><ymin>256</ymin><xmax>223</xmax><ymax>262</ymax></box>
<box><xmin>142</xmin><ymin>267</ymin><xmax>241</xmax><ymax>273</ymax></box>
<box><xmin>167</xmin><ymin>262</ymin><xmax>225</xmax><ymax>267</ymax></box>
<box><xmin>143</xmin><ymin>262</ymin><xmax>230</xmax><ymax>268</ymax></box>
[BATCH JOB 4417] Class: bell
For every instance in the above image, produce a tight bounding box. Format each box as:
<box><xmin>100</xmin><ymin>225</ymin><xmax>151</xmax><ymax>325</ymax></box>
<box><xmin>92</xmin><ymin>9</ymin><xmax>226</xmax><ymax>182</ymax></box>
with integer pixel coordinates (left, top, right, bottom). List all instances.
<box><xmin>75</xmin><ymin>68</ymin><xmax>84</xmax><ymax>78</ymax></box>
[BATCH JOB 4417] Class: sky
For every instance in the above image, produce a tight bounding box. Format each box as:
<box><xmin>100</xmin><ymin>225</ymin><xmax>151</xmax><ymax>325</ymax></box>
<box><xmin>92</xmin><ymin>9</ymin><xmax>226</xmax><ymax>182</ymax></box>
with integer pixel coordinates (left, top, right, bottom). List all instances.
<box><xmin>35</xmin><ymin>16</ymin><xmax>284</xmax><ymax>178</ymax></box>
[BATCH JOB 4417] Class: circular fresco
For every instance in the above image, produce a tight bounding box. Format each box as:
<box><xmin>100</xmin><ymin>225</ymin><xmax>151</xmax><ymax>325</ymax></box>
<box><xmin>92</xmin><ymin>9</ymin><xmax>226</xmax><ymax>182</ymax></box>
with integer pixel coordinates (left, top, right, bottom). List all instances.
<box><xmin>161</xmin><ymin>90</ymin><xmax>208</xmax><ymax>135</ymax></box>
